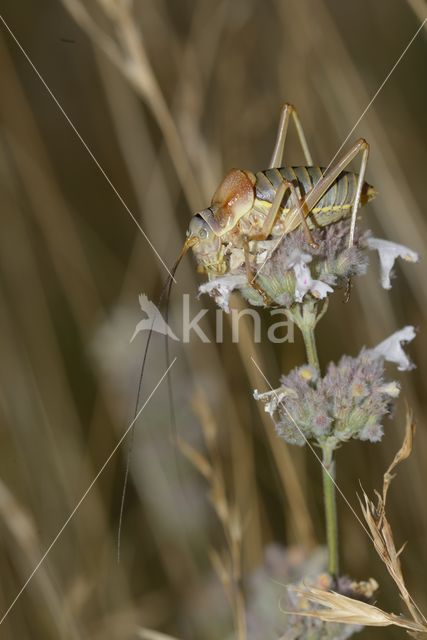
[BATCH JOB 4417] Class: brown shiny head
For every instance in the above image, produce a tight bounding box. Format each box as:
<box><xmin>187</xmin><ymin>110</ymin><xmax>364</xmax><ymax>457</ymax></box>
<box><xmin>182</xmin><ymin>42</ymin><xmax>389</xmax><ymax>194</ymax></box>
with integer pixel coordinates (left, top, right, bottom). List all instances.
<box><xmin>199</xmin><ymin>168</ymin><xmax>256</xmax><ymax>236</ymax></box>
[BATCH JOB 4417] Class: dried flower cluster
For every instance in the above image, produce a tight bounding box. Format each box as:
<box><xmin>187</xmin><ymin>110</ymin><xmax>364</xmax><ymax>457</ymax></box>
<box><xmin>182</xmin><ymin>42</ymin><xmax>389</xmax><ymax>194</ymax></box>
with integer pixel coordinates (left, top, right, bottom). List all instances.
<box><xmin>254</xmin><ymin>327</ymin><xmax>415</xmax><ymax>447</ymax></box>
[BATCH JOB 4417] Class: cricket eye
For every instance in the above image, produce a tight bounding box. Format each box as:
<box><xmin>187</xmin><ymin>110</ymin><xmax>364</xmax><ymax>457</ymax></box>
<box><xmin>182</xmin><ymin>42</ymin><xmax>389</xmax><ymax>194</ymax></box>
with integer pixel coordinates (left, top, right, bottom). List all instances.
<box><xmin>188</xmin><ymin>214</ymin><xmax>211</xmax><ymax>240</ymax></box>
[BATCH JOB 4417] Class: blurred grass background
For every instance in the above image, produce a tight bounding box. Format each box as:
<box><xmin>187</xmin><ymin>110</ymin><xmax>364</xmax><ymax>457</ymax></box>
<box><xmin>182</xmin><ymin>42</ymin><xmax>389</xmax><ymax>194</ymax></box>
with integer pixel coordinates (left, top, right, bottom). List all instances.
<box><xmin>0</xmin><ymin>1</ymin><xmax>426</xmax><ymax>638</ymax></box>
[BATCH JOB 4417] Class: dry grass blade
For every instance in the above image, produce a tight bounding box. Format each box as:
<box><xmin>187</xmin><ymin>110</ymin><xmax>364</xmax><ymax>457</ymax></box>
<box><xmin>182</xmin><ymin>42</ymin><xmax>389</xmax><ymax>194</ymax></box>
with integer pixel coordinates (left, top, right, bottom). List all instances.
<box><xmin>61</xmin><ymin>0</ymin><xmax>202</xmax><ymax>209</ymax></box>
<box><xmin>0</xmin><ymin>480</ymin><xmax>82</xmax><ymax>638</ymax></box>
<box><xmin>383</xmin><ymin>405</ymin><xmax>415</xmax><ymax>505</ymax></box>
<box><xmin>285</xmin><ymin>586</ymin><xmax>427</xmax><ymax>633</ymax></box>
<box><xmin>183</xmin><ymin>390</ymin><xmax>247</xmax><ymax>639</ymax></box>
<box><xmin>190</xmin><ymin>391</ymin><xmax>230</xmax><ymax>527</ymax></box>
<box><xmin>284</xmin><ymin>410</ymin><xmax>427</xmax><ymax>637</ymax></box>
<box><xmin>137</xmin><ymin>629</ymin><xmax>182</xmax><ymax>640</ymax></box>
<box><xmin>405</xmin><ymin>0</ymin><xmax>427</xmax><ymax>29</ymax></box>
<box><xmin>176</xmin><ymin>437</ymin><xmax>212</xmax><ymax>481</ymax></box>
<box><xmin>358</xmin><ymin>409</ymin><xmax>426</xmax><ymax>626</ymax></box>
<box><xmin>209</xmin><ymin>548</ymin><xmax>232</xmax><ymax>596</ymax></box>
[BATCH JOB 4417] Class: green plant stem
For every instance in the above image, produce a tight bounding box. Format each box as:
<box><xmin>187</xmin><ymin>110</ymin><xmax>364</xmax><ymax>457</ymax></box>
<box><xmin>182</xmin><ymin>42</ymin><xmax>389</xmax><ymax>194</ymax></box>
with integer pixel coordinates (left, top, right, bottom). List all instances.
<box><xmin>300</xmin><ymin>321</ymin><xmax>320</xmax><ymax>372</ymax></box>
<box><xmin>293</xmin><ymin>303</ymin><xmax>339</xmax><ymax>578</ymax></box>
<box><xmin>321</xmin><ymin>443</ymin><xmax>339</xmax><ymax>579</ymax></box>
<box><xmin>290</xmin><ymin>301</ymin><xmax>321</xmax><ymax>372</ymax></box>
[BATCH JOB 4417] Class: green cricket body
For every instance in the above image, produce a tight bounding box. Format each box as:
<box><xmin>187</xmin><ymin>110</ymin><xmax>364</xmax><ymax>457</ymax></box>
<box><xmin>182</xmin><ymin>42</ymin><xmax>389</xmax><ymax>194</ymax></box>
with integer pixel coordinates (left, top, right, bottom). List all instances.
<box><xmin>187</xmin><ymin>165</ymin><xmax>376</xmax><ymax>277</ymax></box>
<box><xmin>252</xmin><ymin>166</ymin><xmax>376</xmax><ymax>233</ymax></box>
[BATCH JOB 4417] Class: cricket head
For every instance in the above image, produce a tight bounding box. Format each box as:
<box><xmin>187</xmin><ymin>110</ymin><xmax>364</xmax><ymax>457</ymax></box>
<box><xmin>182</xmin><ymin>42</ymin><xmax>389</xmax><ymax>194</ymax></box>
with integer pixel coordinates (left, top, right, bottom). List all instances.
<box><xmin>185</xmin><ymin>213</ymin><xmax>225</xmax><ymax>275</ymax></box>
<box><xmin>185</xmin><ymin>168</ymin><xmax>256</xmax><ymax>275</ymax></box>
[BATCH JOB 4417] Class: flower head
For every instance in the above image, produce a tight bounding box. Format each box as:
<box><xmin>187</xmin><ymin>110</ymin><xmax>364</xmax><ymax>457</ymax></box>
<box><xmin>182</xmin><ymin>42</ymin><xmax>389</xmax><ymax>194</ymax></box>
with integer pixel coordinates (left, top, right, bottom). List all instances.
<box><xmin>254</xmin><ymin>327</ymin><xmax>415</xmax><ymax>447</ymax></box>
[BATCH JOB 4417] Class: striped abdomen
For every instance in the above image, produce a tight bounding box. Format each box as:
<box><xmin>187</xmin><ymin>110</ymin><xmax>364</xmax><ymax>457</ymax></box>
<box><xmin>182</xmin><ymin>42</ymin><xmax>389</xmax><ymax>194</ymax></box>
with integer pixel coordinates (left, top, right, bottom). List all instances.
<box><xmin>254</xmin><ymin>166</ymin><xmax>375</xmax><ymax>228</ymax></box>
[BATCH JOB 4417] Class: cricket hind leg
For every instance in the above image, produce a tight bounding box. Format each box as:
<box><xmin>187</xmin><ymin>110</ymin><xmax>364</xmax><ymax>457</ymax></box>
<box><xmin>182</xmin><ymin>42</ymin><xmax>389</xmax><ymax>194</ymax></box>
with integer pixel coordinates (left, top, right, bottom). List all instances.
<box><xmin>344</xmin><ymin>140</ymin><xmax>369</xmax><ymax>298</ymax></box>
<box><xmin>280</xmin><ymin>138</ymin><xmax>370</xmax><ymax>246</ymax></box>
<box><xmin>254</xmin><ymin>178</ymin><xmax>317</xmax><ymax>247</ymax></box>
<box><xmin>302</xmin><ymin>138</ymin><xmax>370</xmax><ymax>300</ymax></box>
<box><xmin>347</xmin><ymin>141</ymin><xmax>369</xmax><ymax>247</ymax></box>
<box><xmin>269</xmin><ymin>103</ymin><xmax>313</xmax><ymax>168</ymax></box>
<box><xmin>252</xmin><ymin>138</ymin><xmax>371</xmax><ymax>295</ymax></box>
<box><xmin>269</xmin><ymin>106</ymin><xmax>370</xmax><ymax>248</ymax></box>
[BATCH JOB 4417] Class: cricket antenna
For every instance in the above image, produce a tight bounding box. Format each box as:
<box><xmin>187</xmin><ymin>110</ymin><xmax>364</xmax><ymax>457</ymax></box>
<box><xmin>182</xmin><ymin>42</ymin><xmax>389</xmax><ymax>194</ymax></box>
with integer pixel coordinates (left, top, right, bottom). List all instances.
<box><xmin>117</xmin><ymin>237</ymin><xmax>196</xmax><ymax>561</ymax></box>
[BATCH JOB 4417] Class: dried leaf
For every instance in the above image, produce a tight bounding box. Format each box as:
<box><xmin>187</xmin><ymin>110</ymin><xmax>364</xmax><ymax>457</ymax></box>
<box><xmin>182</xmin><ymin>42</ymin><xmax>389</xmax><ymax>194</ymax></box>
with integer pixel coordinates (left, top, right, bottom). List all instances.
<box><xmin>383</xmin><ymin>407</ymin><xmax>415</xmax><ymax>504</ymax></box>
<box><xmin>137</xmin><ymin>629</ymin><xmax>182</xmax><ymax>640</ymax></box>
<box><xmin>358</xmin><ymin>408</ymin><xmax>427</xmax><ymax>627</ymax></box>
<box><xmin>191</xmin><ymin>390</ymin><xmax>217</xmax><ymax>448</ymax></box>
<box><xmin>209</xmin><ymin>547</ymin><xmax>232</xmax><ymax>600</ymax></box>
<box><xmin>229</xmin><ymin>504</ymin><xmax>242</xmax><ymax>544</ymax></box>
<box><xmin>210</xmin><ymin>483</ymin><xmax>229</xmax><ymax>524</ymax></box>
<box><xmin>285</xmin><ymin>586</ymin><xmax>427</xmax><ymax>633</ymax></box>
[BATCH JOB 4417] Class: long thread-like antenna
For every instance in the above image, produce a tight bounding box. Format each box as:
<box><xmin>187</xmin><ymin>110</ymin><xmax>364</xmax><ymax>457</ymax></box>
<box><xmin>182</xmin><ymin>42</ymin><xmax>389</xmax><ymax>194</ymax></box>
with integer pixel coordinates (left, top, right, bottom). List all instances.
<box><xmin>117</xmin><ymin>240</ymin><xmax>193</xmax><ymax>561</ymax></box>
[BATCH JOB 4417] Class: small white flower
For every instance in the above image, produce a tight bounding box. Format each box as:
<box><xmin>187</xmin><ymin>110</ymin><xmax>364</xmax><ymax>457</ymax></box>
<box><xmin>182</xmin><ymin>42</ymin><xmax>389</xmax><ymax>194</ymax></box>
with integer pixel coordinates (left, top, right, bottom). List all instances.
<box><xmin>371</xmin><ymin>326</ymin><xmax>416</xmax><ymax>371</ymax></box>
<box><xmin>253</xmin><ymin>387</ymin><xmax>297</xmax><ymax>416</ymax></box>
<box><xmin>292</xmin><ymin>259</ymin><xmax>312</xmax><ymax>302</ymax></box>
<box><xmin>290</xmin><ymin>254</ymin><xmax>333</xmax><ymax>303</ymax></box>
<box><xmin>367</xmin><ymin>238</ymin><xmax>419</xmax><ymax>289</ymax></box>
<box><xmin>199</xmin><ymin>275</ymin><xmax>246</xmax><ymax>313</ymax></box>
<box><xmin>378</xmin><ymin>381</ymin><xmax>401</xmax><ymax>398</ymax></box>
<box><xmin>311</xmin><ymin>280</ymin><xmax>334</xmax><ymax>300</ymax></box>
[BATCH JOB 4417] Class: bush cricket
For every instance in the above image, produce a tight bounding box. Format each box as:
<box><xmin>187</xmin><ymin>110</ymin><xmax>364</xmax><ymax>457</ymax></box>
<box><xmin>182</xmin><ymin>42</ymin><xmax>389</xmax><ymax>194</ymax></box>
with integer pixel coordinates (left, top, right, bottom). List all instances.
<box><xmin>184</xmin><ymin>103</ymin><xmax>376</xmax><ymax>301</ymax></box>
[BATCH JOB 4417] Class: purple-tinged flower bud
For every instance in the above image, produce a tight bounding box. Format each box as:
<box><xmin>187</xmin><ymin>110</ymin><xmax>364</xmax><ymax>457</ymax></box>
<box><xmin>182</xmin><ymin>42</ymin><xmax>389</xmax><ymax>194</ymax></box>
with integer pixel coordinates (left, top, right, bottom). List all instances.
<box><xmin>254</xmin><ymin>328</ymin><xmax>415</xmax><ymax>447</ymax></box>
